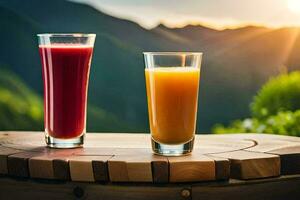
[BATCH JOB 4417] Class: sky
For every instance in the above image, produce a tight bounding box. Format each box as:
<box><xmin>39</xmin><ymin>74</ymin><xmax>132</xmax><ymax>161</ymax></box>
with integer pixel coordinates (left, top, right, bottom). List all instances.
<box><xmin>72</xmin><ymin>0</ymin><xmax>300</xmax><ymax>30</ymax></box>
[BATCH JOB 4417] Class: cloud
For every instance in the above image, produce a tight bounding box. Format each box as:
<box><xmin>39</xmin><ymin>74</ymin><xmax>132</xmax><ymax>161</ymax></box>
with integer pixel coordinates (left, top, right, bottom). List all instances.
<box><xmin>71</xmin><ymin>0</ymin><xmax>300</xmax><ymax>29</ymax></box>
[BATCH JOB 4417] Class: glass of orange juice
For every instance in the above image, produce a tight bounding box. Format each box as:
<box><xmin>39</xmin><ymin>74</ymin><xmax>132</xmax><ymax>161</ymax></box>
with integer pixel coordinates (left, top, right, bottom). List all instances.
<box><xmin>144</xmin><ymin>52</ymin><xmax>202</xmax><ymax>156</ymax></box>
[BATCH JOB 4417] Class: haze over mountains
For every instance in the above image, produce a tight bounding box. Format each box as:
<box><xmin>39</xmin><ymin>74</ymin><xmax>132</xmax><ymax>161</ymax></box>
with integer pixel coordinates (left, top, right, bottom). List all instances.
<box><xmin>1</xmin><ymin>0</ymin><xmax>300</xmax><ymax>132</ymax></box>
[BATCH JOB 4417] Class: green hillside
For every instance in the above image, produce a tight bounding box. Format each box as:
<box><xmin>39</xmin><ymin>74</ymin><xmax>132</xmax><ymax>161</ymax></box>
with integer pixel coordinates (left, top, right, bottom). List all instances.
<box><xmin>0</xmin><ymin>67</ymin><xmax>130</xmax><ymax>132</ymax></box>
<box><xmin>1</xmin><ymin>0</ymin><xmax>300</xmax><ymax>132</ymax></box>
<box><xmin>0</xmin><ymin>68</ymin><xmax>43</xmax><ymax>130</ymax></box>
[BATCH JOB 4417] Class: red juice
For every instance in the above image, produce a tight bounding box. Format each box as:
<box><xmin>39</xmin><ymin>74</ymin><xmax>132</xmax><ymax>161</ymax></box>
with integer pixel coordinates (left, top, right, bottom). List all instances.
<box><xmin>39</xmin><ymin>45</ymin><xmax>93</xmax><ymax>139</ymax></box>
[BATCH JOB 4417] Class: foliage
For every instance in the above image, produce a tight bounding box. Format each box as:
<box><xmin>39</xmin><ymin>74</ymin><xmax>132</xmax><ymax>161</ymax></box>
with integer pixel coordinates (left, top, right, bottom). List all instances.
<box><xmin>213</xmin><ymin>118</ymin><xmax>260</xmax><ymax>134</ymax></box>
<box><xmin>213</xmin><ymin>110</ymin><xmax>300</xmax><ymax>137</ymax></box>
<box><xmin>0</xmin><ymin>69</ymin><xmax>43</xmax><ymax>130</ymax></box>
<box><xmin>251</xmin><ymin>72</ymin><xmax>300</xmax><ymax>119</ymax></box>
<box><xmin>213</xmin><ymin>72</ymin><xmax>300</xmax><ymax>136</ymax></box>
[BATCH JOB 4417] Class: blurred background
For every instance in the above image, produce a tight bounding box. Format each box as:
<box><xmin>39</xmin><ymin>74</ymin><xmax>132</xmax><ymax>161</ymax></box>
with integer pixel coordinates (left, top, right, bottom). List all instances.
<box><xmin>1</xmin><ymin>0</ymin><xmax>300</xmax><ymax>136</ymax></box>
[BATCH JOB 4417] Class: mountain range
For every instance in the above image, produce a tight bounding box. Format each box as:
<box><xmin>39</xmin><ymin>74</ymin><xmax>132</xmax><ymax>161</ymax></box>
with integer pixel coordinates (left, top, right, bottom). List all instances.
<box><xmin>1</xmin><ymin>0</ymin><xmax>300</xmax><ymax>132</ymax></box>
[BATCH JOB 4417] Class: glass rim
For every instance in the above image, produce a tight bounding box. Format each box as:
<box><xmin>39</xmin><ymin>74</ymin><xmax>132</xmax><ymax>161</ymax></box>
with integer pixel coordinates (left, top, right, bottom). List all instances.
<box><xmin>37</xmin><ymin>33</ymin><xmax>96</xmax><ymax>38</ymax></box>
<box><xmin>143</xmin><ymin>52</ymin><xmax>203</xmax><ymax>56</ymax></box>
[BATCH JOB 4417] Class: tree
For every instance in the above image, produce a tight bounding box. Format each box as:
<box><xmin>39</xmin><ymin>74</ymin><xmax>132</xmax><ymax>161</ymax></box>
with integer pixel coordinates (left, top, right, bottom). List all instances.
<box><xmin>251</xmin><ymin>72</ymin><xmax>300</xmax><ymax>119</ymax></box>
<box><xmin>213</xmin><ymin>72</ymin><xmax>300</xmax><ymax>136</ymax></box>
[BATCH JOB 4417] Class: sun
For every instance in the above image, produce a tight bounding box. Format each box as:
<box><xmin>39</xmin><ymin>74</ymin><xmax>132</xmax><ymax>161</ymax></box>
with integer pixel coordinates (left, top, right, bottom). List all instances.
<box><xmin>288</xmin><ymin>0</ymin><xmax>300</xmax><ymax>14</ymax></box>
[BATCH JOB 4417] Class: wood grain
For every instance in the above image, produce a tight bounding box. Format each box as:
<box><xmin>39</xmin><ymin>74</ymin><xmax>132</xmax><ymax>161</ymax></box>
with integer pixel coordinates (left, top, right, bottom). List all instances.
<box><xmin>192</xmin><ymin>176</ymin><xmax>300</xmax><ymax>200</ymax></box>
<box><xmin>1</xmin><ymin>132</ymin><xmax>300</xmax><ymax>183</ymax></box>
<box><xmin>52</xmin><ymin>157</ymin><xmax>70</xmax><ymax>181</ymax></box>
<box><xmin>211</xmin><ymin>150</ymin><xmax>280</xmax><ymax>179</ymax></box>
<box><xmin>152</xmin><ymin>159</ymin><xmax>169</xmax><ymax>183</ymax></box>
<box><xmin>206</xmin><ymin>155</ymin><xmax>230</xmax><ymax>180</ymax></box>
<box><xmin>92</xmin><ymin>159</ymin><xmax>110</xmax><ymax>182</ymax></box>
<box><xmin>108</xmin><ymin>155</ymin><xmax>167</xmax><ymax>182</ymax></box>
<box><xmin>69</xmin><ymin>155</ymin><xmax>112</xmax><ymax>182</ymax></box>
<box><xmin>168</xmin><ymin>154</ymin><xmax>215</xmax><ymax>182</ymax></box>
<box><xmin>246</xmin><ymin>139</ymin><xmax>296</xmax><ymax>153</ymax></box>
<box><xmin>108</xmin><ymin>155</ymin><xmax>152</xmax><ymax>182</ymax></box>
<box><xmin>212</xmin><ymin>133</ymin><xmax>300</xmax><ymax>143</ymax></box>
<box><xmin>0</xmin><ymin>177</ymin><xmax>187</xmax><ymax>200</ymax></box>
<box><xmin>28</xmin><ymin>148</ymin><xmax>84</xmax><ymax>180</ymax></box>
<box><xmin>0</xmin><ymin>132</ymin><xmax>255</xmax><ymax>154</ymax></box>
<box><xmin>8</xmin><ymin>152</ymin><xmax>42</xmax><ymax>178</ymax></box>
<box><xmin>243</xmin><ymin>135</ymin><xmax>300</xmax><ymax>175</ymax></box>
<box><xmin>0</xmin><ymin>175</ymin><xmax>299</xmax><ymax>200</ymax></box>
<box><xmin>29</xmin><ymin>155</ymin><xmax>55</xmax><ymax>179</ymax></box>
<box><xmin>268</xmin><ymin>145</ymin><xmax>300</xmax><ymax>175</ymax></box>
<box><xmin>0</xmin><ymin>146</ymin><xmax>22</xmax><ymax>174</ymax></box>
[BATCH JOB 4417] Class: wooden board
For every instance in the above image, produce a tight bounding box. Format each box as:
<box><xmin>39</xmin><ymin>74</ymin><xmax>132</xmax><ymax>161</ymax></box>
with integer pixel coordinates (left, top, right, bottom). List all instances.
<box><xmin>0</xmin><ymin>146</ymin><xmax>22</xmax><ymax>175</ymax></box>
<box><xmin>108</xmin><ymin>155</ymin><xmax>167</xmax><ymax>182</ymax></box>
<box><xmin>0</xmin><ymin>132</ymin><xmax>299</xmax><ymax>183</ymax></box>
<box><xmin>268</xmin><ymin>146</ymin><xmax>300</xmax><ymax>175</ymax></box>
<box><xmin>210</xmin><ymin>150</ymin><xmax>280</xmax><ymax>179</ymax></box>
<box><xmin>168</xmin><ymin>154</ymin><xmax>215</xmax><ymax>182</ymax></box>
<box><xmin>69</xmin><ymin>155</ymin><xmax>112</xmax><ymax>182</ymax></box>
<box><xmin>239</xmin><ymin>135</ymin><xmax>300</xmax><ymax>175</ymax></box>
<box><xmin>28</xmin><ymin>150</ymin><xmax>82</xmax><ymax>180</ymax></box>
<box><xmin>206</xmin><ymin>155</ymin><xmax>230</xmax><ymax>180</ymax></box>
<box><xmin>8</xmin><ymin>151</ymin><xmax>42</xmax><ymax>178</ymax></box>
<box><xmin>192</xmin><ymin>175</ymin><xmax>300</xmax><ymax>200</ymax></box>
<box><xmin>0</xmin><ymin>175</ymin><xmax>299</xmax><ymax>200</ymax></box>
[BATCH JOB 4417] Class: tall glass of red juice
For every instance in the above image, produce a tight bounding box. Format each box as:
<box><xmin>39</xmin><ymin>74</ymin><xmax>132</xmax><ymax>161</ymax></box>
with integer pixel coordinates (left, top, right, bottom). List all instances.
<box><xmin>38</xmin><ymin>34</ymin><xmax>96</xmax><ymax>148</ymax></box>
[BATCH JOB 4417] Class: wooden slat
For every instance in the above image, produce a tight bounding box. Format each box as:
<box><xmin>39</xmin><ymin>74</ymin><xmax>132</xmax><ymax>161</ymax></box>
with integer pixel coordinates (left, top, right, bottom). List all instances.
<box><xmin>206</xmin><ymin>155</ymin><xmax>230</xmax><ymax>180</ymax></box>
<box><xmin>0</xmin><ymin>146</ymin><xmax>22</xmax><ymax>175</ymax></box>
<box><xmin>50</xmin><ymin>148</ymin><xmax>89</xmax><ymax>181</ymax></box>
<box><xmin>108</xmin><ymin>155</ymin><xmax>152</xmax><ymax>182</ymax></box>
<box><xmin>8</xmin><ymin>152</ymin><xmax>42</xmax><ymax>177</ymax></box>
<box><xmin>192</xmin><ymin>176</ymin><xmax>300</xmax><ymax>200</ymax></box>
<box><xmin>242</xmin><ymin>135</ymin><xmax>300</xmax><ymax>175</ymax></box>
<box><xmin>92</xmin><ymin>159</ymin><xmax>110</xmax><ymax>182</ymax></box>
<box><xmin>152</xmin><ymin>159</ymin><xmax>169</xmax><ymax>183</ymax></box>
<box><xmin>109</xmin><ymin>159</ymin><xmax>129</xmax><ymax>182</ymax></box>
<box><xmin>211</xmin><ymin>150</ymin><xmax>280</xmax><ymax>179</ymax></box>
<box><xmin>29</xmin><ymin>156</ymin><xmax>55</xmax><ymax>179</ymax></box>
<box><xmin>52</xmin><ymin>158</ymin><xmax>70</xmax><ymax>180</ymax></box>
<box><xmin>29</xmin><ymin>156</ymin><xmax>71</xmax><ymax>180</ymax></box>
<box><xmin>168</xmin><ymin>154</ymin><xmax>215</xmax><ymax>182</ymax></box>
<box><xmin>0</xmin><ymin>175</ymin><xmax>300</xmax><ymax>200</ymax></box>
<box><xmin>28</xmin><ymin>148</ymin><xmax>86</xmax><ymax>180</ymax></box>
<box><xmin>108</xmin><ymin>155</ymin><xmax>167</xmax><ymax>182</ymax></box>
<box><xmin>69</xmin><ymin>155</ymin><xmax>111</xmax><ymax>182</ymax></box>
<box><xmin>268</xmin><ymin>145</ymin><xmax>300</xmax><ymax>175</ymax></box>
<box><xmin>0</xmin><ymin>177</ymin><xmax>187</xmax><ymax>200</ymax></box>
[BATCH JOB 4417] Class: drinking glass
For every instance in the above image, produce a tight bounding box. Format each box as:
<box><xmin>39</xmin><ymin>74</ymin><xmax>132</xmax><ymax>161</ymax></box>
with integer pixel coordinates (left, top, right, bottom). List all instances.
<box><xmin>38</xmin><ymin>33</ymin><xmax>96</xmax><ymax>148</ymax></box>
<box><xmin>144</xmin><ymin>52</ymin><xmax>202</xmax><ymax>156</ymax></box>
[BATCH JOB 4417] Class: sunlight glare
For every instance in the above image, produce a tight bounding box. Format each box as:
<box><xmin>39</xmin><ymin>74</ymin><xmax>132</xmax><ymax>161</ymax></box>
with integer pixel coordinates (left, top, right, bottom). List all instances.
<box><xmin>288</xmin><ymin>0</ymin><xmax>300</xmax><ymax>14</ymax></box>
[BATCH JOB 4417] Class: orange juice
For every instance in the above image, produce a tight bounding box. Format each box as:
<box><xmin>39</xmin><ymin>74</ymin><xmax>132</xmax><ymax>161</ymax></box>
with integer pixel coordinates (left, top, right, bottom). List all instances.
<box><xmin>145</xmin><ymin>67</ymin><xmax>200</xmax><ymax>144</ymax></box>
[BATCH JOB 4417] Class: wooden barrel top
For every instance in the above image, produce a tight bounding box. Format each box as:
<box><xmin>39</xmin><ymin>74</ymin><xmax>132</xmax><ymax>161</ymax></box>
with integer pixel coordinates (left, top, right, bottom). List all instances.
<box><xmin>0</xmin><ymin>131</ymin><xmax>300</xmax><ymax>182</ymax></box>
<box><xmin>0</xmin><ymin>132</ymin><xmax>300</xmax><ymax>199</ymax></box>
